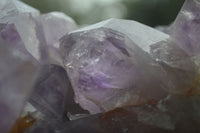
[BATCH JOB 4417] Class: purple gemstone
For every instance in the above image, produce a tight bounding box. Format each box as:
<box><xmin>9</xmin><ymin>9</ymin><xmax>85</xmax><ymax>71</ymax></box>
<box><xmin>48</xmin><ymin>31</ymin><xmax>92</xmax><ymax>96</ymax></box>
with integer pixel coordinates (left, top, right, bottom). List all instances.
<box><xmin>61</xmin><ymin>19</ymin><xmax>171</xmax><ymax>114</ymax></box>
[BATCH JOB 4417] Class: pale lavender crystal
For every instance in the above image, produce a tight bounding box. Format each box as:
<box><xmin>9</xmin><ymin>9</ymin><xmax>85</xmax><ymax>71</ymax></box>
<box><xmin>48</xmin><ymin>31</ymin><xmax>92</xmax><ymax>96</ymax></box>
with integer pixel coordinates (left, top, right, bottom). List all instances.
<box><xmin>0</xmin><ymin>40</ymin><xmax>38</xmax><ymax>133</ymax></box>
<box><xmin>0</xmin><ymin>0</ymin><xmax>39</xmax><ymax>19</ymax></box>
<box><xmin>61</xmin><ymin>19</ymin><xmax>173</xmax><ymax>114</ymax></box>
<box><xmin>150</xmin><ymin>39</ymin><xmax>197</xmax><ymax>94</ymax></box>
<box><xmin>36</xmin><ymin>12</ymin><xmax>77</xmax><ymax>49</ymax></box>
<box><xmin>0</xmin><ymin>0</ymin><xmax>42</xmax><ymax>62</ymax></box>
<box><xmin>0</xmin><ymin>23</ymin><xmax>37</xmax><ymax>61</ymax></box>
<box><xmin>172</xmin><ymin>0</ymin><xmax>200</xmax><ymax>55</ymax></box>
<box><xmin>35</xmin><ymin>12</ymin><xmax>77</xmax><ymax>64</ymax></box>
<box><xmin>0</xmin><ymin>0</ymin><xmax>77</xmax><ymax>64</ymax></box>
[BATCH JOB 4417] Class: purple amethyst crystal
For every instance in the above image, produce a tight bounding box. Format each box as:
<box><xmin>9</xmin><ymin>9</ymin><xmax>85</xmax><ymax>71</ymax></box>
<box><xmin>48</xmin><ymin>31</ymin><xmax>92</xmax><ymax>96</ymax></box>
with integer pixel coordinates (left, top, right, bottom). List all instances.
<box><xmin>0</xmin><ymin>0</ymin><xmax>77</xmax><ymax>65</ymax></box>
<box><xmin>29</xmin><ymin>64</ymin><xmax>70</xmax><ymax>119</ymax></box>
<box><xmin>60</xmin><ymin>19</ymin><xmax>174</xmax><ymax>114</ymax></box>
<box><xmin>0</xmin><ymin>40</ymin><xmax>38</xmax><ymax>133</ymax></box>
<box><xmin>36</xmin><ymin>12</ymin><xmax>77</xmax><ymax>49</ymax></box>
<box><xmin>0</xmin><ymin>23</ymin><xmax>37</xmax><ymax>61</ymax></box>
<box><xmin>150</xmin><ymin>39</ymin><xmax>197</xmax><ymax>94</ymax></box>
<box><xmin>2</xmin><ymin>0</ymin><xmax>200</xmax><ymax>132</ymax></box>
<box><xmin>172</xmin><ymin>0</ymin><xmax>200</xmax><ymax>55</ymax></box>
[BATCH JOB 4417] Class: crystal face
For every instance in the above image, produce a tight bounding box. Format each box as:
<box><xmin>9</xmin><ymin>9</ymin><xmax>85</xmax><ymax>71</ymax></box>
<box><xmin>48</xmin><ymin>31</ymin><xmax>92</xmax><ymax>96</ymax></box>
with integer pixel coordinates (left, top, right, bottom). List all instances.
<box><xmin>0</xmin><ymin>41</ymin><xmax>38</xmax><ymax>133</ymax></box>
<box><xmin>0</xmin><ymin>1</ymin><xmax>77</xmax><ymax>64</ymax></box>
<box><xmin>35</xmin><ymin>12</ymin><xmax>77</xmax><ymax>65</ymax></box>
<box><xmin>172</xmin><ymin>0</ymin><xmax>200</xmax><ymax>55</ymax></box>
<box><xmin>0</xmin><ymin>0</ymin><xmax>39</xmax><ymax>19</ymax></box>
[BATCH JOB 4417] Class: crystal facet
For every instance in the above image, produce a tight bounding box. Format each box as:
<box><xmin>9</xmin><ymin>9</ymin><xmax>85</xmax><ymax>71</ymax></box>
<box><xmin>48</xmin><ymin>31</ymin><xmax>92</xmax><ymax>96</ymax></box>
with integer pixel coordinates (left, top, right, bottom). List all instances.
<box><xmin>29</xmin><ymin>65</ymin><xmax>70</xmax><ymax>119</ymax></box>
<box><xmin>0</xmin><ymin>41</ymin><xmax>38</xmax><ymax>133</ymax></box>
<box><xmin>172</xmin><ymin>0</ymin><xmax>200</xmax><ymax>55</ymax></box>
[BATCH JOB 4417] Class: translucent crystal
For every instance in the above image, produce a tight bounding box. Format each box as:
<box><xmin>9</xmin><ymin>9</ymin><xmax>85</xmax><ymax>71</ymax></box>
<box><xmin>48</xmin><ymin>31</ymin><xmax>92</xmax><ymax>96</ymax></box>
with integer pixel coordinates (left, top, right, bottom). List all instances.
<box><xmin>0</xmin><ymin>40</ymin><xmax>38</xmax><ymax>133</ymax></box>
<box><xmin>0</xmin><ymin>0</ymin><xmax>77</xmax><ymax>64</ymax></box>
<box><xmin>61</xmin><ymin>19</ymin><xmax>173</xmax><ymax>114</ymax></box>
<box><xmin>0</xmin><ymin>0</ymin><xmax>39</xmax><ymax>19</ymax></box>
<box><xmin>172</xmin><ymin>0</ymin><xmax>200</xmax><ymax>55</ymax></box>
<box><xmin>35</xmin><ymin>12</ymin><xmax>77</xmax><ymax>64</ymax></box>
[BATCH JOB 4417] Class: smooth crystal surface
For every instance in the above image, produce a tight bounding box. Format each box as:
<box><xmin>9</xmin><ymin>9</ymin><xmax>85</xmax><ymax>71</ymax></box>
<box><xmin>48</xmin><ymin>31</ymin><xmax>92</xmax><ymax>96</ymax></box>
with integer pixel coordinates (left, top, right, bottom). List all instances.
<box><xmin>35</xmin><ymin>12</ymin><xmax>77</xmax><ymax>65</ymax></box>
<box><xmin>172</xmin><ymin>0</ymin><xmax>200</xmax><ymax>55</ymax></box>
<box><xmin>0</xmin><ymin>0</ymin><xmax>39</xmax><ymax>19</ymax></box>
<box><xmin>150</xmin><ymin>39</ymin><xmax>197</xmax><ymax>94</ymax></box>
<box><xmin>0</xmin><ymin>40</ymin><xmax>38</xmax><ymax>133</ymax></box>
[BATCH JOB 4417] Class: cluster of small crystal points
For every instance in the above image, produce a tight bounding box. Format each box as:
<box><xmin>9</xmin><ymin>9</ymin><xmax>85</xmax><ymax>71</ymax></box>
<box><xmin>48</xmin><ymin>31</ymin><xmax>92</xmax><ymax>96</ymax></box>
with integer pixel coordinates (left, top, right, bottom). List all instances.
<box><xmin>1</xmin><ymin>0</ymin><xmax>200</xmax><ymax>133</ymax></box>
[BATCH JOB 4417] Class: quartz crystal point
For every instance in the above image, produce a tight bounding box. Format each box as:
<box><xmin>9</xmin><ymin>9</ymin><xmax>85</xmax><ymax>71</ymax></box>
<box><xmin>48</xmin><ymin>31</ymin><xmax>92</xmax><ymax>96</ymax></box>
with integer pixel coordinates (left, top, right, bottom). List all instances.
<box><xmin>35</xmin><ymin>12</ymin><xmax>77</xmax><ymax>65</ymax></box>
<box><xmin>0</xmin><ymin>0</ymin><xmax>77</xmax><ymax>64</ymax></box>
<box><xmin>172</xmin><ymin>0</ymin><xmax>200</xmax><ymax>55</ymax></box>
<box><xmin>61</xmin><ymin>18</ymin><xmax>175</xmax><ymax>114</ymax></box>
<box><xmin>0</xmin><ymin>11</ymin><xmax>77</xmax><ymax>64</ymax></box>
<box><xmin>0</xmin><ymin>40</ymin><xmax>38</xmax><ymax>133</ymax></box>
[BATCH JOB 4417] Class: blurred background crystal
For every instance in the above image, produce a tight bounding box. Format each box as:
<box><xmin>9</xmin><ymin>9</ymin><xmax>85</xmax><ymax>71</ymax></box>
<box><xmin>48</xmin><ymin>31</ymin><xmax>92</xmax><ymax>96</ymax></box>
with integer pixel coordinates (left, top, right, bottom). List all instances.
<box><xmin>20</xmin><ymin>0</ymin><xmax>184</xmax><ymax>27</ymax></box>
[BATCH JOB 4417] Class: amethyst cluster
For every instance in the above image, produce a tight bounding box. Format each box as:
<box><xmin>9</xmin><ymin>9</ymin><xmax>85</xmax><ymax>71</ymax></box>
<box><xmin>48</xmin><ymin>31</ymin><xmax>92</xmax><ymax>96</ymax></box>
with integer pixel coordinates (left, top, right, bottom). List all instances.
<box><xmin>1</xmin><ymin>0</ymin><xmax>200</xmax><ymax>133</ymax></box>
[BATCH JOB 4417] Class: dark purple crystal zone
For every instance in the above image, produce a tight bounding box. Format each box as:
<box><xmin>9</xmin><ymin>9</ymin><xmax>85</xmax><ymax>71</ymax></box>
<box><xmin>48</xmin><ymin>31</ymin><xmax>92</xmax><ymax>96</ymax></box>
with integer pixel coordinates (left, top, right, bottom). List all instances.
<box><xmin>0</xmin><ymin>23</ymin><xmax>21</xmax><ymax>43</ymax></box>
<box><xmin>29</xmin><ymin>64</ymin><xmax>88</xmax><ymax>120</ymax></box>
<box><xmin>29</xmin><ymin>65</ymin><xmax>69</xmax><ymax>119</ymax></box>
<box><xmin>0</xmin><ymin>23</ymin><xmax>33</xmax><ymax>57</ymax></box>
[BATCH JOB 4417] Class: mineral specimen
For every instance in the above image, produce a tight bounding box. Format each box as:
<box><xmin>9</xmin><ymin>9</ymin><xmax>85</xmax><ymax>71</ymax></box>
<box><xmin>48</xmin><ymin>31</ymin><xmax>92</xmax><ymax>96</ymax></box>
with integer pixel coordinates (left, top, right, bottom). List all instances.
<box><xmin>1</xmin><ymin>0</ymin><xmax>200</xmax><ymax>133</ymax></box>
<box><xmin>60</xmin><ymin>17</ymin><xmax>197</xmax><ymax>114</ymax></box>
